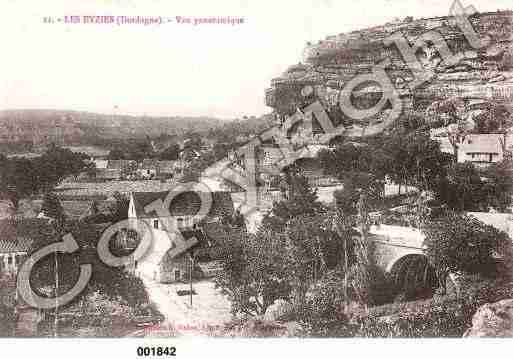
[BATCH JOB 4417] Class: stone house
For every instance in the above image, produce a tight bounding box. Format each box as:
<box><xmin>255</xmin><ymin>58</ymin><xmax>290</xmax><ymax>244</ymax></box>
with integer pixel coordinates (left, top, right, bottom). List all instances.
<box><xmin>128</xmin><ymin>190</ymin><xmax>235</xmax><ymax>282</ymax></box>
<box><xmin>457</xmin><ymin>134</ymin><xmax>505</xmax><ymax>167</ymax></box>
<box><xmin>138</xmin><ymin>159</ymin><xmax>159</xmax><ymax>179</ymax></box>
<box><xmin>0</xmin><ymin>199</ymin><xmax>16</xmax><ymax>220</ymax></box>
<box><xmin>95</xmin><ymin>168</ymin><xmax>121</xmax><ymax>181</ymax></box>
<box><xmin>128</xmin><ymin>190</ymin><xmax>234</xmax><ymax>232</ymax></box>
<box><xmin>0</xmin><ymin>218</ymin><xmax>53</xmax><ymax>278</ymax></box>
<box><xmin>156</xmin><ymin>160</ymin><xmax>178</xmax><ymax>176</ymax></box>
<box><xmin>137</xmin><ymin>160</ymin><xmax>178</xmax><ymax>179</ymax></box>
<box><xmin>106</xmin><ymin>160</ymin><xmax>137</xmax><ymax>179</ymax></box>
<box><xmin>158</xmin><ymin>224</ymin><xmax>242</xmax><ymax>283</ymax></box>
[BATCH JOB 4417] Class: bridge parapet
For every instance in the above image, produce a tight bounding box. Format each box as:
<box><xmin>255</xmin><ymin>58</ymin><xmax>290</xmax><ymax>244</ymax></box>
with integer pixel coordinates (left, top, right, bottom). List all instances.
<box><xmin>368</xmin><ymin>225</ymin><xmax>425</xmax><ymax>273</ymax></box>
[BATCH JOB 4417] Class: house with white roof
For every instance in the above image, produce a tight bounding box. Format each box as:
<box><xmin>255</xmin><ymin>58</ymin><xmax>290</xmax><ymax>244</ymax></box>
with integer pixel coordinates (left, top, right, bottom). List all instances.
<box><xmin>457</xmin><ymin>134</ymin><xmax>505</xmax><ymax>167</ymax></box>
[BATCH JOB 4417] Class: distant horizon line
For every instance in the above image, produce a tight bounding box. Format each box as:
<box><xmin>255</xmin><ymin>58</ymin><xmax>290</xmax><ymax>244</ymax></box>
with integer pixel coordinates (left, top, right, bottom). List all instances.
<box><xmin>0</xmin><ymin>108</ymin><xmax>270</xmax><ymax>121</ymax></box>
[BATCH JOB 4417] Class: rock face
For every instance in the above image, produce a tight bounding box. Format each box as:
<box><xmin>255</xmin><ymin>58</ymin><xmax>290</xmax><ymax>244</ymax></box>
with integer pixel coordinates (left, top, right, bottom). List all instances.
<box><xmin>263</xmin><ymin>299</ymin><xmax>295</xmax><ymax>321</ymax></box>
<box><xmin>221</xmin><ymin>319</ymin><xmax>301</xmax><ymax>337</ymax></box>
<box><xmin>265</xmin><ymin>11</ymin><xmax>513</xmax><ymax>132</ymax></box>
<box><xmin>0</xmin><ymin>200</ymin><xmax>15</xmax><ymax>220</ymax></box>
<box><xmin>464</xmin><ymin>299</ymin><xmax>513</xmax><ymax>337</ymax></box>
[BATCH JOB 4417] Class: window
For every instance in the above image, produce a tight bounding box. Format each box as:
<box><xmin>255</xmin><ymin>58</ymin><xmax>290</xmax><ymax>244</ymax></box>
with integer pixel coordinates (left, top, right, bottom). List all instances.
<box><xmin>15</xmin><ymin>255</ymin><xmax>24</xmax><ymax>265</ymax></box>
<box><xmin>153</xmin><ymin>220</ymin><xmax>159</xmax><ymax>229</ymax></box>
<box><xmin>7</xmin><ymin>256</ymin><xmax>12</xmax><ymax>264</ymax></box>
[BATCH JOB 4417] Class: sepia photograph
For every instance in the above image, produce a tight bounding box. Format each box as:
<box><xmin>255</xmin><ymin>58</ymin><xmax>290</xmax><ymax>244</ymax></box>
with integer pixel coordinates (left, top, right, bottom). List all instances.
<box><xmin>1</xmin><ymin>0</ymin><xmax>513</xmax><ymax>356</ymax></box>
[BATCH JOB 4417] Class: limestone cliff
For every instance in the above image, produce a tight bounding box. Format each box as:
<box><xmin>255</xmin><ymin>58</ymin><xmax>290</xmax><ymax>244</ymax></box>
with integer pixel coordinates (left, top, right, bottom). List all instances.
<box><xmin>464</xmin><ymin>299</ymin><xmax>513</xmax><ymax>337</ymax></box>
<box><xmin>265</xmin><ymin>11</ymin><xmax>513</xmax><ymax>133</ymax></box>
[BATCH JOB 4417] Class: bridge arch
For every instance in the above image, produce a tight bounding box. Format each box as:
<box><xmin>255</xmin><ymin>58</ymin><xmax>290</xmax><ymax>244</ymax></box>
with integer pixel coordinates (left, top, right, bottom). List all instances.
<box><xmin>388</xmin><ymin>253</ymin><xmax>437</xmax><ymax>300</ymax></box>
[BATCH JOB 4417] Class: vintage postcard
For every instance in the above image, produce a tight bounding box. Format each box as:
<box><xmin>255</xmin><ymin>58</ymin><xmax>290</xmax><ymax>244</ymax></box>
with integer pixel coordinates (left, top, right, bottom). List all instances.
<box><xmin>1</xmin><ymin>0</ymin><xmax>513</xmax><ymax>355</ymax></box>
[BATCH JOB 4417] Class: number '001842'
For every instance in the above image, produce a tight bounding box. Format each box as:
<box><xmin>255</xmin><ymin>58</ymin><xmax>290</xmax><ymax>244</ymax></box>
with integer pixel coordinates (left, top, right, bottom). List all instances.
<box><xmin>137</xmin><ymin>347</ymin><xmax>176</xmax><ymax>357</ymax></box>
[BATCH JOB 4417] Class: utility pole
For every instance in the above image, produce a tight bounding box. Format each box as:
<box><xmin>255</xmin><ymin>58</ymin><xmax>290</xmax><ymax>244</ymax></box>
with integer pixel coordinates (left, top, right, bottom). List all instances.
<box><xmin>332</xmin><ymin>210</ymin><xmax>348</xmax><ymax>314</ymax></box>
<box><xmin>344</xmin><ymin>226</ymin><xmax>348</xmax><ymax>314</ymax></box>
<box><xmin>54</xmin><ymin>251</ymin><xmax>58</xmax><ymax>338</ymax></box>
<box><xmin>189</xmin><ymin>253</ymin><xmax>194</xmax><ymax>307</ymax></box>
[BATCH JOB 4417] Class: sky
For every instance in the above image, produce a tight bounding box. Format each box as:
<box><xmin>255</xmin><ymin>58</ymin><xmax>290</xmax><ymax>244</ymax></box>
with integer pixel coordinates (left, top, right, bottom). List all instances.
<box><xmin>0</xmin><ymin>0</ymin><xmax>511</xmax><ymax>119</ymax></box>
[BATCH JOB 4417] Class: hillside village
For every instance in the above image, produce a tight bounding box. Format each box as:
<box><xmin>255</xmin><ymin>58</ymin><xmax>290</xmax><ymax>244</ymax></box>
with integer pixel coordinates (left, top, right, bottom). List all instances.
<box><xmin>1</xmin><ymin>9</ymin><xmax>513</xmax><ymax>338</ymax></box>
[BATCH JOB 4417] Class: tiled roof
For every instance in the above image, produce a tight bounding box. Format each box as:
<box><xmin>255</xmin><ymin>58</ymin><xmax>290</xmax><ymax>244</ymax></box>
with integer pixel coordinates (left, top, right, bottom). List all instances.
<box><xmin>0</xmin><ymin>218</ymin><xmax>54</xmax><ymax>253</ymax></box>
<box><xmin>0</xmin><ymin>218</ymin><xmax>54</xmax><ymax>241</ymax></box>
<box><xmin>61</xmin><ymin>201</ymin><xmax>93</xmax><ymax>219</ymax></box>
<box><xmin>140</xmin><ymin>159</ymin><xmax>158</xmax><ymax>168</ymax></box>
<box><xmin>139</xmin><ymin>160</ymin><xmax>177</xmax><ymax>172</ymax></box>
<box><xmin>467</xmin><ymin>212</ymin><xmax>513</xmax><ymax>239</ymax></box>
<box><xmin>107</xmin><ymin>160</ymin><xmax>136</xmax><ymax>169</ymax></box>
<box><xmin>190</xmin><ymin>223</ymin><xmax>245</xmax><ymax>261</ymax></box>
<box><xmin>94</xmin><ymin>159</ymin><xmax>109</xmax><ymax>169</ymax></box>
<box><xmin>0</xmin><ymin>238</ymin><xmax>32</xmax><ymax>253</ymax></box>
<box><xmin>459</xmin><ymin>134</ymin><xmax>503</xmax><ymax>154</ymax></box>
<box><xmin>131</xmin><ymin>191</ymin><xmax>234</xmax><ymax>218</ymax></box>
<box><xmin>16</xmin><ymin>199</ymin><xmax>113</xmax><ymax>220</ymax></box>
<box><xmin>96</xmin><ymin>168</ymin><xmax>121</xmax><ymax>179</ymax></box>
<box><xmin>156</xmin><ymin>161</ymin><xmax>176</xmax><ymax>172</ymax></box>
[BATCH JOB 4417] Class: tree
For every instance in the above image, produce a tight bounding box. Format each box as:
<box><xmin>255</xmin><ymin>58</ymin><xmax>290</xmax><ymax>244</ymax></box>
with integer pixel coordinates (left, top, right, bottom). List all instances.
<box><xmin>262</xmin><ymin>169</ymin><xmax>325</xmax><ymax>230</ymax></box>
<box><xmin>214</xmin><ymin>230</ymin><xmax>291</xmax><ymax>317</ymax></box>
<box><xmin>333</xmin><ymin>172</ymin><xmax>382</xmax><ymax>216</ymax></box>
<box><xmin>109</xmin><ymin>191</ymin><xmax>130</xmax><ymax>223</ymax></box>
<box><xmin>318</xmin><ymin>133</ymin><xmax>450</xmax><ymax>200</ymax></box>
<box><xmin>213</xmin><ymin>142</ymin><xmax>230</xmax><ymax>161</ymax></box>
<box><xmin>436</xmin><ymin>162</ymin><xmax>485</xmax><ymax>212</ymax></box>
<box><xmin>480</xmin><ymin>159</ymin><xmax>513</xmax><ymax>212</ymax></box>
<box><xmin>0</xmin><ymin>145</ymin><xmax>91</xmax><ymax>197</ymax></box>
<box><xmin>120</xmin><ymin>161</ymin><xmax>137</xmax><ymax>179</ymax></box>
<box><xmin>402</xmin><ymin>132</ymin><xmax>451</xmax><ymax>191</ymax></box>
<box><xmin>38</xmin><ymin>145</ymin><xmax>93</xmax><ymax>189</ymax></box>
<box><xmin>28</xmin><ymin>222</ymin><xmax>149</xmax><ymax>314</ymax></box>
<box><xmin>179</xmin><ymin>151</ymin><xmax>217</xmax><ymax>183</ymax></box>
<box><xmin>41</xmin><ymin>192</ymin><xmax>66</xmax><ymax>225</ymax></box>
<box><xmin>158</xmin><ymin>144</ymin><xmax>180</xmax><ymax>161</ymax></box>
<box><xmin>424</xmin><ymin>213</ymin><xmax>509</xmax><ymax>294</ymax></box>
<box><xmin>474</xmin><ymin>103</ymin><xmax>512</xmax><ymax>133</ymax></box>
<box><xmin>179</xmin><ymin>161</ymin><xmax>202</xmax><ymax>183</ymax></box>
<box><xmin>302</xmin><ymin>270</ymin><xmax>348</xmax><ymax>336</ymax></box>
<box><xmin>425</xmin><ymin>97</ymin><xmax>464</xmax><ymax>128</ymax></box>
<box><xmin>381</xmin><ymin>131</ymin><xmax>451</xmax><ymax>193</ymax></box>
<box><xmin>283</xmin><ymin>214</ymin><xmax>343</xmax><ymax>308</ymax></box>
<box><xmin>108</xmin><ymin>148</ymin><xmax>125</xmax><ymax>160</ymax></box>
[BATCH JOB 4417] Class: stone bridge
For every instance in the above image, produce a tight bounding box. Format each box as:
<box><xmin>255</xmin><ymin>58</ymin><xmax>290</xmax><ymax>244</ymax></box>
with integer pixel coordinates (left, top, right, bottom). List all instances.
<box><xmin>367</xmin><ymin>224</ymin><xmax>437</xmax><ymax>299</ymax></box>
<box><xmin>131</xmin><ymin>221</ymin><xmax>437</xmax><ymax>298</ymax></box>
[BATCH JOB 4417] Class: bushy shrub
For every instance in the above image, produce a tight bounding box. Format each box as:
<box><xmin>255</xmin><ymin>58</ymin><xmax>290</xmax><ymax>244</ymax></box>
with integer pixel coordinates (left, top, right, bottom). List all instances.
<box><xmin>297</xmin><ymin>265</ymin><xmax>396</xmax><ymax>337</ymax></box>
<box><xmin>347</xmin><ymin>277</ymin><xmax>513</xmax><ymax>337</ymax></box>
<box><xmin>0</xmin><ymin>303</ymin><xmax>16</xmax><ymax>337</ymax></box>
<box><xmin>499</xmin><ymin>49</ymin><xmax>513</xmax><ymax>71</ymax></box>
<box><xmin>424</xmin><ymin>212</ymin><xmax>510</xmax><ymax>292</ymax></box>
<box><xmin>300</xmin><ymin>271</ymin><xmax>349</xmax><ymax>337</ymax></box>
<box><xmin>219</xmin><ymin>319</ymin><xmax>292</xmax><ymax>337</ymax></box>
